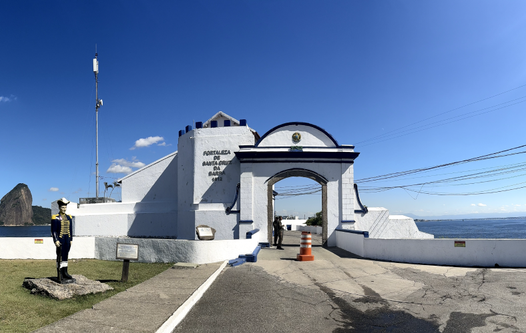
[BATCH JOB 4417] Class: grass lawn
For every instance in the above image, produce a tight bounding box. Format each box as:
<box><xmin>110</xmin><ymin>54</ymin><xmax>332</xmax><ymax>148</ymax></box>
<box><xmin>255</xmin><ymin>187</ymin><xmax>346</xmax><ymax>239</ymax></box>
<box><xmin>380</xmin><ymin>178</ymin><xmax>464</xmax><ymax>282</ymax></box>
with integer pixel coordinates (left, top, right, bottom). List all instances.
<box><xmin>0</xmin><ymin>259</ymin><xmax>173</xmax><ymax>333</ymax></box>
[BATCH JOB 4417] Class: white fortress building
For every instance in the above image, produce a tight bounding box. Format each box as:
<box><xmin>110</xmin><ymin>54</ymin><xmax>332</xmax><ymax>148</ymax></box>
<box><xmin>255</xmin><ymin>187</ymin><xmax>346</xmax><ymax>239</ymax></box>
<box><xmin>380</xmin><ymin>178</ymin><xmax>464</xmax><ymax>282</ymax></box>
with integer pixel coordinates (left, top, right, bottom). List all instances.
<box><xmin>10</xmin><ymin>112</ymin><xmax>526</xmax><ymax>267</ymax></box>
<box><xmin>67</xmin><ymin>111</ymin><xmax>430</xmax><ymax>255</ymax></box>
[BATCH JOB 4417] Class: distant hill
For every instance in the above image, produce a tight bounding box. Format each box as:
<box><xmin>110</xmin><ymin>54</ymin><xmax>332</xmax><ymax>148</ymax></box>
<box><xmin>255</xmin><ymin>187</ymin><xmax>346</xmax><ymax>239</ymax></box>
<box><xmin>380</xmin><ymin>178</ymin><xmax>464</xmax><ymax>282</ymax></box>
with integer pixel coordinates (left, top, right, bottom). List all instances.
<box><xmin>0</xmin><ymin>183</ymin><xmax>33</xmax><ymax>226</ymax></box>
<box><xmin>0</xmin><ymin>184</ymin><xmax>51</xmax><ymax>226</ymax></box>
<box><xmin>32</xmin><ymin>205</ymin><xmax>51</xmax><ymax>225</ymax></box>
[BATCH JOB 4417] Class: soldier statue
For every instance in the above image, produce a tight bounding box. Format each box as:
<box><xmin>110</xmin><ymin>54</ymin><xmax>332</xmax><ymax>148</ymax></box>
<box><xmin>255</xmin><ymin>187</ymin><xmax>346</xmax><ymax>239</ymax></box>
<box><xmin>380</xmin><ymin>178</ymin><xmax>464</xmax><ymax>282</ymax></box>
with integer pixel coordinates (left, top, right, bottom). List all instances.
<box><xmin>51</xmin><ymin>198</ymin><xmax>75</xmax><ymax>283</ymax></box>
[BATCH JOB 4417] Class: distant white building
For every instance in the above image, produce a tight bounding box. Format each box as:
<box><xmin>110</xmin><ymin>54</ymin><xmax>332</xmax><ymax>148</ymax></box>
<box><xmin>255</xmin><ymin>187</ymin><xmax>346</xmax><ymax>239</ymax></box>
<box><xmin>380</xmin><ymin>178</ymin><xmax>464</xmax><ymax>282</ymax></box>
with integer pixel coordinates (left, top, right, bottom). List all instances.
<box><xmin>68</xmin><ymin>112</ymin><xmax>432</xmax><ymax>248</ymax></box>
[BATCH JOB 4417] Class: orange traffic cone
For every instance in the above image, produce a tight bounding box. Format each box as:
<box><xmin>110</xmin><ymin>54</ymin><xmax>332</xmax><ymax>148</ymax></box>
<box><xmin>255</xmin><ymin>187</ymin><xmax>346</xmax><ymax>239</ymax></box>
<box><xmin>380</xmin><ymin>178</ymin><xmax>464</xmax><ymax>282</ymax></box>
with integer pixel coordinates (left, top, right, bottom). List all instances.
<box><xmin>297</xmin><ymin>231</ymin><xmax>314</xmax><ymax>261</ymax></box>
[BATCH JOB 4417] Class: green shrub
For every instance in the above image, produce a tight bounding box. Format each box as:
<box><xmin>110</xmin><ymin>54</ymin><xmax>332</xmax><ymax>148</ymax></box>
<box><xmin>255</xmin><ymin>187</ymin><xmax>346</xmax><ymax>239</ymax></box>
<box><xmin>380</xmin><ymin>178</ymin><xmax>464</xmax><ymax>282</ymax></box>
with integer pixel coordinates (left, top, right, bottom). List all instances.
<box><xmin>306</xmin><ymin>211</ymin><xmax>323</xmax><ymax>226</ymax></box>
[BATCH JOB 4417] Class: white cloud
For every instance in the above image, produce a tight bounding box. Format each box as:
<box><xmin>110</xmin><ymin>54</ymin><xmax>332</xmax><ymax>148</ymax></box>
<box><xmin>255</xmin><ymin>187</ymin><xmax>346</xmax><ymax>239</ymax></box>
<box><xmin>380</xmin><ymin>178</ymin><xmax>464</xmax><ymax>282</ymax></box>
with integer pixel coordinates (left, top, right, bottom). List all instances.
<box><xmin>111</xmin><ymin>158</ymin><xmax>145</xmax><ymax>169</ymax></box>
<box><xmin>107</xmin><ymin>164</ymin><xmax>133</xmax><ymax>174</ymax></box>
<box><xmin>107</xmin><ymin>157</ymin><xmax>145</xmax><ymax>174</ymax></box>
<box><xmin>478</xmin><ymin>203</ymin><xmax>487</xmax><ymax>207</ymax></box>
<box><xmin>0</xmin><ymin>95</ymin><xmax>16</xmax><ymax>103</ymax></box>
<box><xmin>130</xmin><ymin>136</ymin><xmax>165</xmax><ymax>150</ymax></box>
<box><xmin>49</xmin><ymin>187</ymin><xmax>59</xmax><ymax>192</ymax></box>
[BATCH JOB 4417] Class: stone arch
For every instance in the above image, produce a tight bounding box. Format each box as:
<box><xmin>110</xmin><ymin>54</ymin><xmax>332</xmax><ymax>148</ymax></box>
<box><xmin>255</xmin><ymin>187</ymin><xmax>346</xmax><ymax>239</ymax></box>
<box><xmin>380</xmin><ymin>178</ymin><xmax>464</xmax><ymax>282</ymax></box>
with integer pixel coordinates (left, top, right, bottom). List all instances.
<box><xmin>235</xmin><ymin>121</ymin><xmax>359</xmax><ymax>247</ymax></box>
<box><xmin>266</xmin><ymin>168</ymin><xmax>328</xmax><ymax>245</ymax></box>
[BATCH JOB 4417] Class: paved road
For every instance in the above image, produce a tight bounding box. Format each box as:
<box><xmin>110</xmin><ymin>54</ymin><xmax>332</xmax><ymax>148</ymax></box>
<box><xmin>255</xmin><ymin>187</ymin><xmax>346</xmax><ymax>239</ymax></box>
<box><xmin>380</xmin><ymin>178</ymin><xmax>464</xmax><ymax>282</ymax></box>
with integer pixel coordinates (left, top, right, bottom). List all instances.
<box><xmin>174</xmin><ymin>231</ymin><xmax>526</xmax><ymax>332</ymax></box>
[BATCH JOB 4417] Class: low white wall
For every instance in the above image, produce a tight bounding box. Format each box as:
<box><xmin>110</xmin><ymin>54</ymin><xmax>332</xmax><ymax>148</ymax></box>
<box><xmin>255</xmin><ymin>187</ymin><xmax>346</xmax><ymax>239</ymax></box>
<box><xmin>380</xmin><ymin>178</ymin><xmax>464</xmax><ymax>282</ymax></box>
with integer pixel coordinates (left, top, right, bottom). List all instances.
<box><xmin>71</xmin><ymin>201</ymin><xmax>178</xmax><ymax>238</ymax></box>
<box><xmin>336</xmin><ymin>230</ymin><xmax>526</xmax><ymax>267</ymax></box>
<box><xmin>0</xmin><ymin>234</ymin><xmax>261</xmax><ymax>264</ymax></box>
<box><xmin>297</xmin><ymin>225</ymin><xmax>322</xmax><ymax>234</ymax></box>
<box><xmin>0</xmin><ymin>237</ymin><xmax>96</xmax><ymax>260</ymax></box>
<box><xmin>95</xmin><ymin>237</ymin><xmax>260</xmax><ymax>264</ymax></box>
<box><xmin>335</xmin><ymin>231</ymin><xmax>365</xmax><ymax>257</ymax></box>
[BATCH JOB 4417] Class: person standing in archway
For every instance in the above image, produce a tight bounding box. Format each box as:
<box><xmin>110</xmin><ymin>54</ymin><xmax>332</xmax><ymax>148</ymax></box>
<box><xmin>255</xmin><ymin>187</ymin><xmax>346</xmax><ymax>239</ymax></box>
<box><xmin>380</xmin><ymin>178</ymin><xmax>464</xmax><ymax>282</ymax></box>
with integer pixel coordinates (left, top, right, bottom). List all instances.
<box><xmin>273</xmin><ymin>216</ymin><xmax>284</xmax><ymax>250</ymax></box>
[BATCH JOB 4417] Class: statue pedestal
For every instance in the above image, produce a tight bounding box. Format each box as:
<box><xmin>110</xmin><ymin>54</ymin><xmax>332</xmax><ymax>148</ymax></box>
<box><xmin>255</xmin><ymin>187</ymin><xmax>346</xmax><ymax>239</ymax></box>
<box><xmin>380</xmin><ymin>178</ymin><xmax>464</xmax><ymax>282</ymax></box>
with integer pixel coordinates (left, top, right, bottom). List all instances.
<box><xmin>23</xmin><ymin>275</ymin><xmax>113</xmax><ymax>300</ymax></box>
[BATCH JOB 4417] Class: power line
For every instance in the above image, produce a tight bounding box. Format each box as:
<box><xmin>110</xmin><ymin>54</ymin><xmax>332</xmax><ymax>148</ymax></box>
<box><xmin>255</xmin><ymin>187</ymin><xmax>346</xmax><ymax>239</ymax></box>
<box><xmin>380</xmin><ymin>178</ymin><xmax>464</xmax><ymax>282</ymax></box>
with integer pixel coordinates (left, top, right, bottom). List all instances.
<box><xmin>356</xmin><ymin>83</ymin><xmax>526</xmax><ymax>147</ymax></box>
<box><xmin>356</xmin><ymin>144</ymin><xmax>526</xmax><ymax>184</ymax></box>
<box><xmin>275</xmin><ymin>184</ymin><xmax>321</xmax><ymax>199</ymax></box>
<box><xmin>272</xmin><ymin>144</ymin><xmax>526</xmax><ymax>198</ymax></box>
<box><xmin>359</xmin><ymin>97</ymin><xmax>526</xmax><ymax>147</ymax></box>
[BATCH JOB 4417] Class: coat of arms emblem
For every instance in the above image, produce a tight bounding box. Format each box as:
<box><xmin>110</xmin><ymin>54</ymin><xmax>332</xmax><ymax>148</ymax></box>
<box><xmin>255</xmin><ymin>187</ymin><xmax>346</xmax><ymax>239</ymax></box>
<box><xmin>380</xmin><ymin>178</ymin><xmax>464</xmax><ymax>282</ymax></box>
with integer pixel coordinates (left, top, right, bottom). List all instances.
<box><xmin>292</xmin><ymin>132</ymin><xmax>301</xmax><ymax>143</ymax></box>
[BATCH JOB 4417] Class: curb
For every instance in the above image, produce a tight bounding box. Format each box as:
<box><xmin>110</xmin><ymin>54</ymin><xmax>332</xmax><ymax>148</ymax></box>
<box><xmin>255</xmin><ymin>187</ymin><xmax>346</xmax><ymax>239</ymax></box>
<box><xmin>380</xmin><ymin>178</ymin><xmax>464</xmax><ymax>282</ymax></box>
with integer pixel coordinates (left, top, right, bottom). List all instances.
<box><xmin>155</xmin><ymin>260</ymin><xmax>228</xmax><ymax>333</ymax></box>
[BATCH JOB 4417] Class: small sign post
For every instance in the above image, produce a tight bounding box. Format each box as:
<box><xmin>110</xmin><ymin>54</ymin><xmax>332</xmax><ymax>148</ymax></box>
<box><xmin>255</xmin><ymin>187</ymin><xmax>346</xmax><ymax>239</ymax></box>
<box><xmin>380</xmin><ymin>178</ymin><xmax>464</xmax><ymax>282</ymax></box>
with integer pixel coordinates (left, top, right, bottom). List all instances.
<box><xmin>116</xmin><ymin>243</ymin><xmax>139</xmax><ymax>282</ymax></box>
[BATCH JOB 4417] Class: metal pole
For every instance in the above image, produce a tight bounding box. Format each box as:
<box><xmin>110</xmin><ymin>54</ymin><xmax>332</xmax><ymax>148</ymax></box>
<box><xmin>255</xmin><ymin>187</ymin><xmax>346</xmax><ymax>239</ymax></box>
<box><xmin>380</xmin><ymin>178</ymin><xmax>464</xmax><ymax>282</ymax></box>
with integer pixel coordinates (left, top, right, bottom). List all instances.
<box><xmin>95</xmin><ymin>54</ymin><xmax>99</xmax><ymax>198</ymax></box>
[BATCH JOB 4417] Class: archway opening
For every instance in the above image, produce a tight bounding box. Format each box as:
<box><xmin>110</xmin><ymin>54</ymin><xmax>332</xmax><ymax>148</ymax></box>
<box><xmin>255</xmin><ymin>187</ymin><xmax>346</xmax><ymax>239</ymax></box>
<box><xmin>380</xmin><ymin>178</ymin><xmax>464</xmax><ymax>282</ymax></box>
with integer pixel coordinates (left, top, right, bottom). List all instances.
<box><xmin>266</xmin><ymin>168</ymin><xmax>328</xmax><ymax>246</ymax></box>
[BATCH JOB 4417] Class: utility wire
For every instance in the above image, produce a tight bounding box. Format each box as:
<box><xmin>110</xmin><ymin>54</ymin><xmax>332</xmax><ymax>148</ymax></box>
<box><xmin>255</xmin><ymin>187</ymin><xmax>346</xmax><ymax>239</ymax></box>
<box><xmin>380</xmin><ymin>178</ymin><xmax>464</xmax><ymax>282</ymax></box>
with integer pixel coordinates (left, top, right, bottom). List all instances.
<box><xmin>274</xmin><ymin>144</ymin><xmax>526</xmax><ymax>198</ymax></box>
<box><xmin>356</xmin><ymin>144</ymin><xmax>526</xmax><ymax>184</ymax></box>
<box><xmin>360</xmin><ymin>98</ymin><xmax>526</xmax><ymax>147</ymax></box>
<box><xmin>356</xmin><ymin>83</ymin><xmax>526</xmax><ymax>146</ymax></box>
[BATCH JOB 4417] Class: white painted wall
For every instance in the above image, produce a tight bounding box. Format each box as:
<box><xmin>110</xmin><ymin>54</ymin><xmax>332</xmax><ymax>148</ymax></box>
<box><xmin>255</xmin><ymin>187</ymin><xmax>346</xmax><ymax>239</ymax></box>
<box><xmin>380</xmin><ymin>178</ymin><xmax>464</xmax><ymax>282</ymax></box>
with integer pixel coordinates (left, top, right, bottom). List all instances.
<box><xmin>335</xmin><ymin>230</ymin><xmax>365</xmax><ymax>256</ymax></box>
<box><xmin>354</xmin><ymin>207</ymin><xmax>433</xmax><ymax>239</ymax></box>
<box><xmin>297</xmin><ymin>225</ymin><xmax>323</xmax><ymax>234</ymax></box>
<box><xmin>177</xmin><ymin>125</ymin><xmax>255</xmax><ymax>240</ymax></box>
<box><xmin>0</xmin><ymin>234</ymin><xmax>261</xmax><ymax>264</ymax></box>
<box><xmin>257</xmin><ymin>123</ymin><xmax>337</xmax><ymax>147</ymax></box>
<box><xmin>95</xmin><ymin>236</ymin><xmax>261</xmax><ymax>264</ymax></box>
<box><xmin>336</xmin><ymin>230</ymin><xmax>526</xmax><ymax>267</ymax></box>
<box><xmin>120</xmin><ymin>152</ymin><xmax>178</xmax><ymax>203</ymax></box>
<box><xmin>66</xmin><ymin>152</ymin><xmax>179</xmax><ymax>238</ymax></box>
<box><xmin>244</xmin><ymin>161</ymin><xmax>344</xmax><ymax>246</ymax></box>
<box><xmin>62</xmin><ymin>114</ymin><xmax>429</xmax><ymax>247</ymax></box>
<box><xmin>282</xmin><ymin>218</ymin><xmax>307</xmax><ymax>230</ymax></box>
<box><xmin>0</xmin><ymin>237</ymin><xmax>96</xmax><ymax>259</ymax></box>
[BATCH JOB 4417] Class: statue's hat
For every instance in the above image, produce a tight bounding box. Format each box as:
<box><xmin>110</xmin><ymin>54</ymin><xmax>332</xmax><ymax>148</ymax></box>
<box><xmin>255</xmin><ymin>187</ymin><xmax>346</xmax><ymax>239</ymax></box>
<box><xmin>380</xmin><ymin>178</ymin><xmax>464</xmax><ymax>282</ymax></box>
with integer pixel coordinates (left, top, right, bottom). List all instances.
<box><xmin>57</xmin><ymin>197</ymin><xmax>70</xmax><ymax>205</ymax></box>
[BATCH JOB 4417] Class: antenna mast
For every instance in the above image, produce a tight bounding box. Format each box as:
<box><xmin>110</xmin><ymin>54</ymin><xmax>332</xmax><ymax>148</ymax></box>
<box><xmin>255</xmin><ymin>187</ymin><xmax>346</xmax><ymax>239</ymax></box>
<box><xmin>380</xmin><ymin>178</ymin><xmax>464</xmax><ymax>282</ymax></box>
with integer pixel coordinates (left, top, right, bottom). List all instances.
<box><xmin>93</xmin><ymin>50</ymin><xmax>103</xmax><ymax>198</ymax></box>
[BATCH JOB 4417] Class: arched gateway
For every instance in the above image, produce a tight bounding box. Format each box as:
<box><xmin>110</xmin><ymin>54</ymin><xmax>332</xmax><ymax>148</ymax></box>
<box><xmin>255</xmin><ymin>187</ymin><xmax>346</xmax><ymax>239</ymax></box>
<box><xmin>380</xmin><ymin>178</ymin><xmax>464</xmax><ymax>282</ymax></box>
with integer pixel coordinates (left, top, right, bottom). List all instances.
<box><xmin>73</xmin><ymin>112</ymin><xmax>431</xmax><ymax>253</ymax></box>
<box><xmin>235</xmin><ymin>122</ymin><xmax>359</xmax><ymax>247</ymax></box>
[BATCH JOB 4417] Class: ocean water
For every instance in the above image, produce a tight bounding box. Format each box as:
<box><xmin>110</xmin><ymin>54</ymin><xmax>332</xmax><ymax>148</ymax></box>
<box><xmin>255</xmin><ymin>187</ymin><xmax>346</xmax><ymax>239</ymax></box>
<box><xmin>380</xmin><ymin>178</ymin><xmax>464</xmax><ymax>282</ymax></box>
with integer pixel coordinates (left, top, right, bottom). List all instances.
<box><xmin>416</xmin><ymin>218</ymin><xmax>526</xmax><ymax>239</ymax></box>
<box><xmin>0</xmin><ymin>225</ymin><xmax>50</xmax><ymax>237</ymax></box>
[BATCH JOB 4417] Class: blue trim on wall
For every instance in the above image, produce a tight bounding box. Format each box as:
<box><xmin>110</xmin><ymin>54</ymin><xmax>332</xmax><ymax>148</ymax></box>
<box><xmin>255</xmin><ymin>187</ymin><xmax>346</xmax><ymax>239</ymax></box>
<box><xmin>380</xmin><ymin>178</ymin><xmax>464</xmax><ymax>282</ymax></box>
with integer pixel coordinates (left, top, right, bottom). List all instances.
<box><xmin>265</xmin><ymin>168</ymin><xmax>328</xmax><ymax>184</ymax></box>
<box><xmin>336</xmin><ymin>229</ymin><xmax>369</xmax><ymax>238</ymax></box>
<box><xmin>354</xmin><ymin>184</ymin><xmax>368</xmax><ymax>214</ymax></box>
<box><xmin>341</xmin><ymin>220</ymin><xmax>355</xmax><ymax>224</ymax></box>
<box><xmin>239</xmin><ymin>220</ymin><xmax>253</xmax><ymax>224</ymax></box>
<box><xmin>246</xmin><ymin>228</ymin><xmax>260</xmax><ymax>239</ymax></box>
<box><xmin>238</xmin><ymin>159</ymin><xmax>357</xmax><ymax>164</ymax></box>
<box><xmin>255</xmin><ymin>122</ymin><xmax>340</xmax><ymax>147</ymax></box>
<box><xmin>235</xmin><ymin>151</ymin><xmax>359</xmax><ymax>162</ymax></box>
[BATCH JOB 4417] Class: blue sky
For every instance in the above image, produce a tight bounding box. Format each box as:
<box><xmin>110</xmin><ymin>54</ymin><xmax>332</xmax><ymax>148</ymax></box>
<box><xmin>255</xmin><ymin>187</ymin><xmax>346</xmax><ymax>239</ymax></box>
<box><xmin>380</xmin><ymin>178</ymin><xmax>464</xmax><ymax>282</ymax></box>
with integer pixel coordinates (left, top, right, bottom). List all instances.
<box><xmin>1</xmin><ymin>1</ymin><xmax>526</xmax><ymax>219</ymax></box>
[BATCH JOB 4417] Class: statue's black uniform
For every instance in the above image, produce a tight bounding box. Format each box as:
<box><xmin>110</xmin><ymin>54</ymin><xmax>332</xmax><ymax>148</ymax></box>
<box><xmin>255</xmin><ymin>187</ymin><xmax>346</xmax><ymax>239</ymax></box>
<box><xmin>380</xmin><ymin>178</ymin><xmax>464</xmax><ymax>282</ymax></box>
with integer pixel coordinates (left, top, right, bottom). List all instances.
<box><xmin>51</xmin><ymin>199</ymin><xmax>74</xmax><ymax>283</ymax></box>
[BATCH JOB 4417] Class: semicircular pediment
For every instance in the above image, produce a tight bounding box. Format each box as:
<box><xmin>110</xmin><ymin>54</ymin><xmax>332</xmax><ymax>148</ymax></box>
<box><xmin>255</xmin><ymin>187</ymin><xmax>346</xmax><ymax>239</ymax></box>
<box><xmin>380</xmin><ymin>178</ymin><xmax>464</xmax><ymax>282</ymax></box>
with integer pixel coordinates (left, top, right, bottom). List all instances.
<box><xmin>256</xmin><ymin>122</ymin><xmax>339</xmax><ymax>148</ymax></box>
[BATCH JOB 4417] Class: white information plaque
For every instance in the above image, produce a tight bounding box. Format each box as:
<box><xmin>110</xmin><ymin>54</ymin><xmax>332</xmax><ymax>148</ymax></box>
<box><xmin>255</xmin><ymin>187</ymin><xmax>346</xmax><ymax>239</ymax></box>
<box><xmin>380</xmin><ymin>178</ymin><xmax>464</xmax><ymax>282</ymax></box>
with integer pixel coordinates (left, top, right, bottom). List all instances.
<box><xmin>116</xmin><ymin>243</ymin><xmax>139</xmax><ymax>260</ymax></box>
<box><xmin>197</xmin><ymin>227</ymin><xmax>214</xmax><ymax>238</ymax></box>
